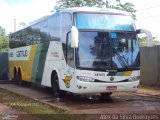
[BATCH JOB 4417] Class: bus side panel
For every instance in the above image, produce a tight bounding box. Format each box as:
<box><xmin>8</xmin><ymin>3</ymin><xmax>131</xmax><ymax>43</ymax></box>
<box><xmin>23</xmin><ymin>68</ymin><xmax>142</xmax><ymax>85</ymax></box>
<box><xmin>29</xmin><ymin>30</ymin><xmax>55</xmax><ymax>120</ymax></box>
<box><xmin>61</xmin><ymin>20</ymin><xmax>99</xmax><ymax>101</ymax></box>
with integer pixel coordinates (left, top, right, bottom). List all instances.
<box><xmin>41</xmin><ymin>41</ymin><xmax>62</xmax><ymax>87</ymax></box>
<box><xmin>31</xmin><ymin>42</ymin><xmax>50</xmax><ymax>84</ymax></box>
<box><xmin>9</xmin><ymin>42</ymin><xmax>50</xmax><ymax>84</ymax></box>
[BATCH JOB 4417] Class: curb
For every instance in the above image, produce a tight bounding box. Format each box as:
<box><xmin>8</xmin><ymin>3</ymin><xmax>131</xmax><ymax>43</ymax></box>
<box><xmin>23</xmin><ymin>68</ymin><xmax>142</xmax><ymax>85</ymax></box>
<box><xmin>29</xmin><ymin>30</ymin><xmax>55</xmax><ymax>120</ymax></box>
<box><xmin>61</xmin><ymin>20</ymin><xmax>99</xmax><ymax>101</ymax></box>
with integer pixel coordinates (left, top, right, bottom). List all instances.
<box><xmin>0</xmin><ymin>80</ymin><xmax>16</xmax><ymax>84</ymax></box>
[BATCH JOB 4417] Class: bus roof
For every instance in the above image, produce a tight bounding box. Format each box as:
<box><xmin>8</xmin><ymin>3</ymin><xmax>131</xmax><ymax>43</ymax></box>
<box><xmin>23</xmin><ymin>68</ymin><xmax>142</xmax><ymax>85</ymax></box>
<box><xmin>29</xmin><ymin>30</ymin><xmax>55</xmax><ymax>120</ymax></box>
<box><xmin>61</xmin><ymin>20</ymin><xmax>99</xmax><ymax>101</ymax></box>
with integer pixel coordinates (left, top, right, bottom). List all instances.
<box><xmin>11</xmin><ymin>7</ymin><xmax>131</xmax><ymax>34</ymax></box>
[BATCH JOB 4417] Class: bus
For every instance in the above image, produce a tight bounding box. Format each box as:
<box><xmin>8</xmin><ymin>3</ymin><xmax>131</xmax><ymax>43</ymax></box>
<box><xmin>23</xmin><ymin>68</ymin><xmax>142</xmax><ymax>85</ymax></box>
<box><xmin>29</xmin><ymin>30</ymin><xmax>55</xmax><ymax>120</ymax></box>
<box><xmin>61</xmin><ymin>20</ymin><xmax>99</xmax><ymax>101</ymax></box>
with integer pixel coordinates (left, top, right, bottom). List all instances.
<box><xmin>9</xmin><ymin>7</ymin><xmax>152</xmax><ymax>98</ymax></box>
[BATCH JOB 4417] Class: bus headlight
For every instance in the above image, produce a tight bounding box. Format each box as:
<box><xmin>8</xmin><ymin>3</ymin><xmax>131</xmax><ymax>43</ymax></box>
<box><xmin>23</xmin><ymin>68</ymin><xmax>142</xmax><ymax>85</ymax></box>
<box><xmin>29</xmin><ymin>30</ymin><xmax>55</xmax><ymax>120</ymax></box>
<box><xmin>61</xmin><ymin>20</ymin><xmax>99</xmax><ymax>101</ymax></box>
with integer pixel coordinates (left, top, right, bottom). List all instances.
<box><xmin>77</xmin><ymin>76</ymin><xmax>95</xmax><ymax>82</ymax></box>
<box><xmin>128</xmin><ymin>76</ymin><xmax>140</xmax><ymax>81</ymax></box>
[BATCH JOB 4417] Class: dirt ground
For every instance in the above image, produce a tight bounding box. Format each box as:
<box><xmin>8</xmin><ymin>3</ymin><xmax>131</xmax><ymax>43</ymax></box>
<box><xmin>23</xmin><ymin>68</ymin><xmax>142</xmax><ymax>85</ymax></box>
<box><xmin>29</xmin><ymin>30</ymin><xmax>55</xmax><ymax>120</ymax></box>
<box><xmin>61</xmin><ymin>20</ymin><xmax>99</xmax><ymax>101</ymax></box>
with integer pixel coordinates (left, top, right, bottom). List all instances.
<box><xmin>0</xmin><ymin>103</ymin><xmax>22</xmax><ymax>114</ymax></box>
<box><xmin>0</xmin><ymin>84</ymin><xmax>160</xmax><ymax>115</ymax></box>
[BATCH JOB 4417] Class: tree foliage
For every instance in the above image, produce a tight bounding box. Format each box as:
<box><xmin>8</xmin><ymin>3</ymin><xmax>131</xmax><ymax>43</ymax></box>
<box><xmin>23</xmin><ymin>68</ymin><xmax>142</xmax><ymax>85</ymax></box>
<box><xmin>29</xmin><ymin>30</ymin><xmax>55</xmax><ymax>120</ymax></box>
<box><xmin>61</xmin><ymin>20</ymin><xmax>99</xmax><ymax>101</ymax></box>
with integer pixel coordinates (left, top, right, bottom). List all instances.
<box><xmin>56</xmin><ymin>0</ymin><xmax>104</xmax><ymax>9</ymax></box>
<box><xmin>139</xmin><ymin>37</ymin><xmax>160</xmax><ymax>47</ymax></box>
<box><xmin>0</xmin><ymin>26</ymin><xmax>9</xmax><ymax>51</ymax></box>
<box><xmin>109</xmin><ymin>2</ymin><xmax>136</xmax><ymax>20</ymax></box>
<box><xmin>55</xmin><ymin>0</ymin><xmax>136</xmax><ymax>19</ymax></box>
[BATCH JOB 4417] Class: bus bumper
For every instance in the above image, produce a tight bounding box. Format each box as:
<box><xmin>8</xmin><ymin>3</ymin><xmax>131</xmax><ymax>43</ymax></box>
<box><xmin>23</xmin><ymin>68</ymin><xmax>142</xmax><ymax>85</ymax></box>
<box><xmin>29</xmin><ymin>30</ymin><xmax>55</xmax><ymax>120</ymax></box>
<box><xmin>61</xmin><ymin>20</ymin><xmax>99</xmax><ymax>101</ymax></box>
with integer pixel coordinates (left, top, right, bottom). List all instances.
<box><xmin>74</xmin><ymin>80</ymin><xmax>139</xmax><ymax>94</ymax></box>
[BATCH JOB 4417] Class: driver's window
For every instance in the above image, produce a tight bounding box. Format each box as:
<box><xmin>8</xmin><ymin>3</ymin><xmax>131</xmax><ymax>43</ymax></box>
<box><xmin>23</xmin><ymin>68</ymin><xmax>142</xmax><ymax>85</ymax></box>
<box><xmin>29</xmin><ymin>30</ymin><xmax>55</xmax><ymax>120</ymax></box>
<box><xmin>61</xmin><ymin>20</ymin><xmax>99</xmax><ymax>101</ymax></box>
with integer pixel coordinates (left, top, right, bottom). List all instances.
<box><xmin>67</xmin><ymin>33</ymin><xmax>74</xmax><ymax>67</ymax></box>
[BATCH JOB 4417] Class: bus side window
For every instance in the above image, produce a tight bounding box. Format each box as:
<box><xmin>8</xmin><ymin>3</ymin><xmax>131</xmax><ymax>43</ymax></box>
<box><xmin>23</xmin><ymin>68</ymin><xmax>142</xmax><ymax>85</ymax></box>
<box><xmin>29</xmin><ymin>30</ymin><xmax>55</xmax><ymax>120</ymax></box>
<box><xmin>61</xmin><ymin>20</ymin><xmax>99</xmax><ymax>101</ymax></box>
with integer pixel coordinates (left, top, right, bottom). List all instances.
<box><xmin>61</xmin><ymin>13</ymin><xmax>72</xmax><ymax>62</ymax></box>
<box><xmin>66</xmin><ymin>32</ymin><xmax>74</xmax><ymax>68</ymax></box>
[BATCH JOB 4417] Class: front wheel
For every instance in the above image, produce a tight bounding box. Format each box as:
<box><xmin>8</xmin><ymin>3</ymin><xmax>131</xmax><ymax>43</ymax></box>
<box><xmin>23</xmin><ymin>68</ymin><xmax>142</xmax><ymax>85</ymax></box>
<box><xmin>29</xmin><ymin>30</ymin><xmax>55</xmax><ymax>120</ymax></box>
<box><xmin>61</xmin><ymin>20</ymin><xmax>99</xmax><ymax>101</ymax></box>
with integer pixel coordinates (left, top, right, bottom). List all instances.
<box><xmin>100</xmin><ymin>92</ymin><xmax>112</xmax><ymax>98</ymax></box>
<box><xmin>51</xmin><ymin>74</ymin><xmax>65</xmax><ymax>98</ymax></box>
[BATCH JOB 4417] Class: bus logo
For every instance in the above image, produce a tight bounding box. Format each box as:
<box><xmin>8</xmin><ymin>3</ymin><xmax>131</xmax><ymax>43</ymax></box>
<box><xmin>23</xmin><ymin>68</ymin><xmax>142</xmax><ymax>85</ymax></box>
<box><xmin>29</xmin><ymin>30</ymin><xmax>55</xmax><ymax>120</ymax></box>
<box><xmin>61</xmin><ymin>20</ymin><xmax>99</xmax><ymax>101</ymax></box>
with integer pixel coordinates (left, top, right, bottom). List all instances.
<box><xmin>110</xmin><ymin>76</ymin><xmax>114</xmax><ymax>81</ymax></box>
<box><xmin>65</xmin><ymin>76</ymin><xmax>72</xmax><ymax>88</ymax></box>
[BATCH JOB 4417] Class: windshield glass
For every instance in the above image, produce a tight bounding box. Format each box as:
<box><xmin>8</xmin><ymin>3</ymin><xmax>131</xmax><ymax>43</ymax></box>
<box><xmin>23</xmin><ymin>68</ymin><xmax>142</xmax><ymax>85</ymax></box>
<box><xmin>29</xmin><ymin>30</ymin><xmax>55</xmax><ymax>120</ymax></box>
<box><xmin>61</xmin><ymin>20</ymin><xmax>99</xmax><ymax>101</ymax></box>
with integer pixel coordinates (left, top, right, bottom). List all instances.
<box><xmin>76</xmin><ymin>31</ymin><xmax>140</xmax><ymax>70</ymax></box>
<box><xmin>75</xmin><ymin>13</ymin><xmax>135</xmax><ymax>31</ymax></box>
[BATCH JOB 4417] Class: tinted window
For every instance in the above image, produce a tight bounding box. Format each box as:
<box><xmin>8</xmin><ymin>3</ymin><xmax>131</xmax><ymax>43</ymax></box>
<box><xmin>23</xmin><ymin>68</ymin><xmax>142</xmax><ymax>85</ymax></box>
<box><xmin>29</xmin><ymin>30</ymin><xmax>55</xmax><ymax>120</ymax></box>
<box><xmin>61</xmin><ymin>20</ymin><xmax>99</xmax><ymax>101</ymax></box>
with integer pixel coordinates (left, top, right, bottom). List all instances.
<box><xmin>48</xmin><ymin>13</ymin><xmax>61</xmax><ymax>41</ymax></box>
<box><xmin>75</xmin><ymin>13</ymin><xmax>135</xmax><ymax>31</ymax></box>
<box><xmin>10</xmin><ymin>18</ymin><xmax>50</xmax><ymax>48</ymax></box>
<box><xmin>61</xmin><ymin>13</ymin><xmax>72</xmax><ymax>61</ymax></box>
<box><xmin>76</xmin><ymin>31</ymin><xmax>139</xmax><ymax>70</ymax></box>
<box><xmin>38</xmin><ymin>20</ymin><xmax>49</xmax><ymax>43</ymax></box>
<box><xmin>66</xmin><ymin>33</ymin><xmax>74</xmax><ymax>67</ymax></box>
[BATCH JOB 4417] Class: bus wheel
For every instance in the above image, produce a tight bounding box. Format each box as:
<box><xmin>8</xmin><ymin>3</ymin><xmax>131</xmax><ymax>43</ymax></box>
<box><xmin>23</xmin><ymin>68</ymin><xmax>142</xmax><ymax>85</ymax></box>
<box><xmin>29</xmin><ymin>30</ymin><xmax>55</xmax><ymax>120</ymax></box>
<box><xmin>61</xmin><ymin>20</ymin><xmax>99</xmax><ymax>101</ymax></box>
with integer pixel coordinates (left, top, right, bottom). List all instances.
<box><xmin>51</xmin><ymin>74</ymin><xmax>62</xmax><ymax>99</ymax></box>
<box><xmin>13</xmin><ymin>68</ymin><xmax>18</xmax><ymax>82</ymax></box>
<box><xmin>100</xmin><ymin>92</ymin><xmax>112</xmax><ymax>99</ymax></box>
<box><xmin>17</xmin><ymin>70</ymin><xmax>22</xmax><ymax>86</ymax></box>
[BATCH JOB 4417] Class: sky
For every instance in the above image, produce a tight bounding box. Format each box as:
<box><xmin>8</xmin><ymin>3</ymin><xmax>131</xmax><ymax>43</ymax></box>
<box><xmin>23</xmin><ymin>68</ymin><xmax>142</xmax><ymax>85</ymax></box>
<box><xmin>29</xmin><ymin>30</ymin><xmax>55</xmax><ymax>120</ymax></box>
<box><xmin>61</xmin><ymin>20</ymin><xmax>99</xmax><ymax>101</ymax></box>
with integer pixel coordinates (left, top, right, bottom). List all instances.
<box><xmin>0</xmin><ymin>0</ymin><xmax>56</xmax><ymax>33</ymax></box>
<box><xmin>0</xmin><ymin>0</ymin><xmax>160</xmax><ymax>39</ymax></box>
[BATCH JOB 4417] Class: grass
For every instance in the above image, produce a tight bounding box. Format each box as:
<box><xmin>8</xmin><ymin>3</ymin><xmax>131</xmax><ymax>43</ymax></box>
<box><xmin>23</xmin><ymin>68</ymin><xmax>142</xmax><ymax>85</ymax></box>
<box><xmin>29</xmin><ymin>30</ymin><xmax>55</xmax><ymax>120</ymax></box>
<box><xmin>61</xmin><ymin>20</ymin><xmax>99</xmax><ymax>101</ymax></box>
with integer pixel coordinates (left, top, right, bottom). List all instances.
<box><xmin>0</xmin><ymin>88</ymin><xmax>83</xmax><ymax>120</ymax></box>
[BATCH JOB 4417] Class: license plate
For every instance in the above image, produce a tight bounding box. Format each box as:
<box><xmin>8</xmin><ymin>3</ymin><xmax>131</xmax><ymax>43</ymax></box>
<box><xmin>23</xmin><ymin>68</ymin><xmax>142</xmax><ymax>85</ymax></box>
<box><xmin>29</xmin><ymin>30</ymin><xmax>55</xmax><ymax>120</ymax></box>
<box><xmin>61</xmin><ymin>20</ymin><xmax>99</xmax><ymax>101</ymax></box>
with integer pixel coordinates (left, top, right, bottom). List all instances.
<box><xmin>106</xmin><ymin>86</ymin><xmax>117</xmax><ymax>91</ymax></box>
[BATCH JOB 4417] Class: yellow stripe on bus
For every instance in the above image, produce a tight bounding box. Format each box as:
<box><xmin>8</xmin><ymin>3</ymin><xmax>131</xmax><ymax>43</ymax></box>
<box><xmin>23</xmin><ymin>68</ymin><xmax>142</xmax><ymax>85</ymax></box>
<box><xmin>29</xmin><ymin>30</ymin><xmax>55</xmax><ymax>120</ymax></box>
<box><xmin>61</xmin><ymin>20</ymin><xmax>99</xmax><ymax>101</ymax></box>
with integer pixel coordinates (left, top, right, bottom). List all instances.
<box><xmin>9</xmin><ymin>45</ymin><xmax>37</xmax><ymax>82</ymax></box>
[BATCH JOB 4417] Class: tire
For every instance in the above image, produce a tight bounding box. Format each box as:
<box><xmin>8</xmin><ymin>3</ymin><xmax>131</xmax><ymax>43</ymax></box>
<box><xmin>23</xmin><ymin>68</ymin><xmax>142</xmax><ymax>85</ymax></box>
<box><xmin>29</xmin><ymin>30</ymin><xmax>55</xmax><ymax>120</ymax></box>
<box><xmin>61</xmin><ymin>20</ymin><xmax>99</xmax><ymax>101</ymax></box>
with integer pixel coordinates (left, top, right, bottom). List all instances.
<box><xmin>17</xmin><ymin>71</ymin><xmax>22</xmax><ymax>86</ymax></box>
<box><xmin>100</xmin><ymin>92</ymin><xmax>112</xmax><ymax>98</ymax></box>
<box><xmin>100</xmin><ymin>92</ymin><xmax>113</xmax><ymax>102</ymax></box>
<box><xmin>51</xmin><ymin>74</ymin><xmax>65</xmax><ymax>98</ymax></box>
<box><xmin>13</xmin><ymin>68</ymin><xmax>18</xmax><ymax>82</ymax></box>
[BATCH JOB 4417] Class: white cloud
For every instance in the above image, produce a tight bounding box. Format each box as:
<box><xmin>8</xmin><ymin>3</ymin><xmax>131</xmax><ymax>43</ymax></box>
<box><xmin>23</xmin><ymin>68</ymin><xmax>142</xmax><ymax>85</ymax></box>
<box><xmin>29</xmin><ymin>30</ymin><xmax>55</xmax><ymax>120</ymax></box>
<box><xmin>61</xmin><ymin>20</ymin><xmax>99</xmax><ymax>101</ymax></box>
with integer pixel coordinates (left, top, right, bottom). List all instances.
<box><xmin>124</xmin><ymin>0</ymin><xmax>160</xmax><ymax>38</ymax></box>
<box><xmin>1</xmin><ymin>0</ymin><xmax>160</xmax><ymax>39</ymax></box>
<box><xmin>0</xmin><ymin>0</ymin><xmax>12</xmax><ymax>33</ymax></box>
<box><xmin>0</xmin><ymin>0</ymin><xmax>56</xmax><ymax>33</ymax></box>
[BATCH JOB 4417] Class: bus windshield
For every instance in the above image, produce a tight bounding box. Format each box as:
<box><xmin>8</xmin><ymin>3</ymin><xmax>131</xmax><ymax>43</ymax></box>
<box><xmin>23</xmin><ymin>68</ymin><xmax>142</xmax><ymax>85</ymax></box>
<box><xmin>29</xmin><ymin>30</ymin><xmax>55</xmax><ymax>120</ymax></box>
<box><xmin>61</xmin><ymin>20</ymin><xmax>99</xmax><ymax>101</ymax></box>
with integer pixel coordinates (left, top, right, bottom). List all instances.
<box><xmin>75</xmin><ymin>13</ymin><xmax>139</xmax><ymax>71</ymax></box>
<box><xmin>75</xmin><ymin>13</ymin><xmax>135</xmax><ymax>31</ymax></box>
<box><xmin>76</xmin><ymin>31</ymin><xmax>140</xmax><ymax>71</ymax></box>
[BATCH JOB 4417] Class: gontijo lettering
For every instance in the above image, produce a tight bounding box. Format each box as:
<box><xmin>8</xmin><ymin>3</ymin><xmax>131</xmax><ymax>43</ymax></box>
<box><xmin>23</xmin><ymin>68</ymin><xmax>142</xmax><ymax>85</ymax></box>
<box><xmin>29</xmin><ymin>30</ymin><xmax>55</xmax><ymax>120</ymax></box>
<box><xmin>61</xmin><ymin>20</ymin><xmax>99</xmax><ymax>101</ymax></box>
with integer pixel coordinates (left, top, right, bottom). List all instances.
<box><xmin>16</xmin><ymin>50</ymin><xmax>28</xmax><ymax>57</ymax></box>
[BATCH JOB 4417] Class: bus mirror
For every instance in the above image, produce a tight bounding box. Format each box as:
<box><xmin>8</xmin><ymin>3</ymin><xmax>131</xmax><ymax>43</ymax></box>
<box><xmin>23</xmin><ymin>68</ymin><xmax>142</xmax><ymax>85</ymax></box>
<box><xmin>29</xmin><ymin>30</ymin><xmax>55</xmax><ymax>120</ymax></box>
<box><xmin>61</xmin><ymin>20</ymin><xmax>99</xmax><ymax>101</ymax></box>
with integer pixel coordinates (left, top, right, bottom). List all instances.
<box><xmin>136</xmin><ymin>29</ymin><xmax>153</xmax><ymax>47</ymax></box>
<box><xmin>71</xmin><ymin>26</ymin><xmax>79</xmax><ymax>48</ymax></box>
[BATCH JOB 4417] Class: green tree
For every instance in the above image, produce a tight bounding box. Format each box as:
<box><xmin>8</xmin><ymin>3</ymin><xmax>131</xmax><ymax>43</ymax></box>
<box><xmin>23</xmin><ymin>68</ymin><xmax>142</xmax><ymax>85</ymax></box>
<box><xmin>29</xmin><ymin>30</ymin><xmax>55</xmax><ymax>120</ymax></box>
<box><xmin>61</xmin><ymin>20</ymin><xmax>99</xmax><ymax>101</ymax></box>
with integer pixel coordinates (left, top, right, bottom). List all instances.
<box><xmin>102</xmin><ymin>0</ymin><xmax>136</xmax><ymax>19</ymax></box>
<box><xmin>139</xmin><ymin>37</ymin><xmax>160</xmax><ymax>47</ymax></box>
<box><xmin>0</xmin><ymin>26</ymin><xmax>9</xmax><ymax>51</ymax></box>
<box><xmin>109</xmin><ymin>2</ymin><xmax>136</xmax><ymax>20</ymax></box>
<box><xmin>55</xmin><ymin>0</ymin><xmax>104</xmax><ymax>9</ymax></box>
<box><xmin>55</xmin><ymin>0</ymin><xmax>136</xmax><ymax>19</ymax></box>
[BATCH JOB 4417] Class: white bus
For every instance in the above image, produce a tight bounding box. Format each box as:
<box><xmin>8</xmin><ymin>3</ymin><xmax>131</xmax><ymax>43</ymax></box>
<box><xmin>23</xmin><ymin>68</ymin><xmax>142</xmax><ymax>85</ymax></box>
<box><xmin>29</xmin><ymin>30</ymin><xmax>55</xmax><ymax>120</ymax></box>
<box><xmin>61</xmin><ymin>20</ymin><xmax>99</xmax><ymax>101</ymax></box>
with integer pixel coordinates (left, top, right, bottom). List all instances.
<box><xmin>9</xmin><ymin>7</ymin><xmax>152</xmax><ymax>98</ymax></box>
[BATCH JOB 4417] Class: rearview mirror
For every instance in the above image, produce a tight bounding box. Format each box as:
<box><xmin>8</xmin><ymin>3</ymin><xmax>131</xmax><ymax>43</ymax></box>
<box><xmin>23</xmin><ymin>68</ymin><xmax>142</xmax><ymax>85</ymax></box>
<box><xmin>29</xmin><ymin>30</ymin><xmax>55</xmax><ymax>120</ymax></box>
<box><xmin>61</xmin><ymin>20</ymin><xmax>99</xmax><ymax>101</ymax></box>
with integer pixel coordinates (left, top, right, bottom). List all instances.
<box><xmin>136</xmin><ymin>29</ymin><xmax>153</xmax><ymax>47</ymax></box>
<box><xmin>71</xmin><ymin>26</ymin><xmax>79</xmax><ymax>48</ymax></box>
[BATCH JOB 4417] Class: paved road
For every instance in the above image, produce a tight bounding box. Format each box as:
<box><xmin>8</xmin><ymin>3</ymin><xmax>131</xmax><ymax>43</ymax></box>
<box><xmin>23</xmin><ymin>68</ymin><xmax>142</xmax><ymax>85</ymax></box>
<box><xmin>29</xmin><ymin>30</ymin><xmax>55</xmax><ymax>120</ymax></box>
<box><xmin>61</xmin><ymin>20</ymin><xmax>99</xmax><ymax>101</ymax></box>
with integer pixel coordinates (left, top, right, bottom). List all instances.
<box><xmin>0</xmin><ymin>84</ymin><xmax>160</xmax><ymax>114</ymax></box>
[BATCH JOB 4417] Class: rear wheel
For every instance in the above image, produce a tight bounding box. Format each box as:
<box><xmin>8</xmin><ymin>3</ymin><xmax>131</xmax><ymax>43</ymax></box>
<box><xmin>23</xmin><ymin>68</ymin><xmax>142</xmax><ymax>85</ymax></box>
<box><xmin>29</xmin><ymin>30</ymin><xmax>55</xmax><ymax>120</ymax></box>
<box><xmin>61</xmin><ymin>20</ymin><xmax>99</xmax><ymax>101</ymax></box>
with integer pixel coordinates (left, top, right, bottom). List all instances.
<box><xmin>13</xmin><ymin>68</ymin><xmax>18</xmax><ymax>82</ymax></box>
<box><xmin>13</xmin><ymin>68</ymin><xmax>21</xmax><ymax>85</ymax></box>
<box><xmin>17</xmin><ymin>70</ymin><xmax>22</xmax><ymax>85</ymax></box>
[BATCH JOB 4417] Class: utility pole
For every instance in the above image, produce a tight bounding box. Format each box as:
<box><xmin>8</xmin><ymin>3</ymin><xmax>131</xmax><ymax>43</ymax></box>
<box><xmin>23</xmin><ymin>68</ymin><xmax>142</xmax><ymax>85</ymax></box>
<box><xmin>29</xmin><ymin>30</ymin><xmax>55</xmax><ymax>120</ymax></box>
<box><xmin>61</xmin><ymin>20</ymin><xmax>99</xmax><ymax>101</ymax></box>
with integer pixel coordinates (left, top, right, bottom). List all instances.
<box><xmin>14</xmin><ymin>19</ymin><xmax>16</xmax><ymax>32</ymax></box>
